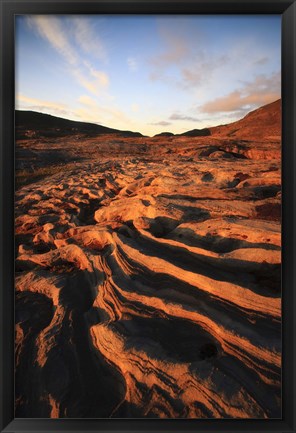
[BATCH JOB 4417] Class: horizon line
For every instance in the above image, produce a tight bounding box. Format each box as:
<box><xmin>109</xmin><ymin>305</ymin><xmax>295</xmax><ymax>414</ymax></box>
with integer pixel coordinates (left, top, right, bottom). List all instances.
<box><xmin>15</xmin><ymin>98</ymin><xmax>281</xmax><ymax>138</ymax></box>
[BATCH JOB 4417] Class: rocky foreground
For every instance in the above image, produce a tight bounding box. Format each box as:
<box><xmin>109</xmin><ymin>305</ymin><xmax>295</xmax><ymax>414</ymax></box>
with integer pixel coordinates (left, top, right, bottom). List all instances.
<box><xmin>15</xmin><ymin>103</ymin><xmax>281</xmax><ymax>419</ymax></box>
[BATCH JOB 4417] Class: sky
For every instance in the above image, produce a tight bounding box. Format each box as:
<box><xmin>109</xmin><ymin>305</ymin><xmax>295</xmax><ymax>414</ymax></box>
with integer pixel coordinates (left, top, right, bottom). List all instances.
<box><xmin>15</xmin><ymin>15</ymin><xmax>281</xmax><ymax>136</ymax></box>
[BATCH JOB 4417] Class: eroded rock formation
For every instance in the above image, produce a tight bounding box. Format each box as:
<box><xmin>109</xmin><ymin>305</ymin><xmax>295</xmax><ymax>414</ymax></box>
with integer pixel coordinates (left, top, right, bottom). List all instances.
<box><xmin>15</xmin><ymin>101</ymin><xmax>281</xmax><ymax>418</ymax></box>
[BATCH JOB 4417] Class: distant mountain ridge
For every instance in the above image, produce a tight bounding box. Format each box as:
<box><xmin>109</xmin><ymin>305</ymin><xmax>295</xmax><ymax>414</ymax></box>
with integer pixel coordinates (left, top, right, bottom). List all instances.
<box><xmin>154</xmin><ymin>128</ymin><xmax>210</xmax><ymax>138</ymax></box>
<box><xmin>153</xmin><ymin>100</ymin><xmax>281</xmax><ymax>140</ymax></box>
<box><xmin>179</xmin><ymin>128</ymin><xmax>211</xmax><ymax>137</ymax></box>
<box><xmin>209</xmin><ymin>99</ymin><xmax>281</xmax><ymax>140</ymax></box>
<box><xmin>16</xmin><ymin>110</ymin><xmax>145</xmax><ymax>138</ymax></box>
<box><xmin>16</xmin><ymin>99</ymin><xmax>281</xmax><ymax>141</ymax></box>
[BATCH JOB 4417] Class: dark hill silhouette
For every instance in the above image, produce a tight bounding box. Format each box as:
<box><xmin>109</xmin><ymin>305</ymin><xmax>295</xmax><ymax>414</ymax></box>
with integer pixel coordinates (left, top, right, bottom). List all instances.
<box><xmin>16</xmin><ymin>110</ymin><xmax>144</xmax><ymax>138</ymax></box>
<box><xmin>179</xmin><ymin>128</ymin><xmax>211</xmax><ymax>137</ymax></box>
<box><xmin>154</xmin><ymin>132</ymin><xmax>175</xmax><ymax>137</ymax></box>
<box><xmin>152</xmin><ymin>129</ymin><xmax>211</xmax><ymax>138</ymax></box>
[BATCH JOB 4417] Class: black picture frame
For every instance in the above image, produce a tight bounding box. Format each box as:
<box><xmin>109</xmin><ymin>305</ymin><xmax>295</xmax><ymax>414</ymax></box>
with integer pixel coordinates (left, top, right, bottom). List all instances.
<box><xmin>0</xmin><ymin>0</ymin><xmax>295</xmax><ymax>432</ymax></box>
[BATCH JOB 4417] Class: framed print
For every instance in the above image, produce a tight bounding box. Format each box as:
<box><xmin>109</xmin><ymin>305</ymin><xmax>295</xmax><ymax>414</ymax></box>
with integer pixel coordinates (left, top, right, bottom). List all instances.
<box><xmin>0</xmin><ymin>0</ymin><xmax>295</xmax><ymax>432</ymax></box>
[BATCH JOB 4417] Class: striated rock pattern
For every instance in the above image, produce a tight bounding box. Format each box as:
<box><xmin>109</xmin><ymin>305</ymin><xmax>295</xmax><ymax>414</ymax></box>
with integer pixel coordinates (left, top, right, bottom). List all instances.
<box><xmin>15</xmin><ymin>138</ymin><xmax>281</xmax><ymax>418</ymax></box>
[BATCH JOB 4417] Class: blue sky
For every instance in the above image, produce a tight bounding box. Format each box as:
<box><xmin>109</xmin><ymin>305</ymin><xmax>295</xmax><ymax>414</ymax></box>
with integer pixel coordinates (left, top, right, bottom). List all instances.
<box><xmin>15</xmin><ymin>15</ymin><xmax>281</xmax><ymax>136</ymax></box>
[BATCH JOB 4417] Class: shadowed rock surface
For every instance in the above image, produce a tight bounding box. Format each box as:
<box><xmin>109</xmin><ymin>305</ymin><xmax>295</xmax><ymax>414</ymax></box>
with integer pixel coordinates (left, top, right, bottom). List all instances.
<box><xmin>15</xmin><ymin>100</ymin><xmax>281</xmax><ymax>418</ymax></box>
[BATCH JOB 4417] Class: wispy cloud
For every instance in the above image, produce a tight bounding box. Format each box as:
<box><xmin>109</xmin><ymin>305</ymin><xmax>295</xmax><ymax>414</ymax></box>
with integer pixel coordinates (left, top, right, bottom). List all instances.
<box><xmin>77</xmin><ymin>94</ymin><xmax>131</xmax><ymax>126</ymax></box>
<box><xmin>169</xmin><ymin>113</ymin><xmax>199</xmax><ymax>122</ymax></box>
<box><xmin>71</xmin><ymin>17</ymin><xmax>107</xmax><ymax>63</ymax></box>
<box><xmin>151</xmin><ymin>38</ymin><xmax>188</xmax><ymax>69</ymax></box>
<box><xmin>181</xmin><ymin>54</ymin><xmax>229</xmax><ymax>88</ymax></box>
<box><xmin>127</xmin><ymin>57</ymin><xmax>138</xmax><ymax>72</ymax></box>
<box><xmin>149</xmin><ymin>113</ymin><xmax>199</xmax><ymax>127</ymax></box>
<box><xmin>149</xmin><ymin>120</ymin><xmax>172</xmax><ymax>126</ymax></box>
<box><xmin>148</xmin><ymin>23</ymin><xmax>278</xmax><ymax>100</ymax></box>
<box><xmin>16</xmin><ymin>93</ymin><xmax>69</xmax><ymax>116</ymax></box>
<box><xmin>149</xmin><ymin>24</ymin><xmax>191</xmax><ymax>81</ymax></box>
<box><xmin>73</xmin><ymin>64</ymin><xmax>109</xmax><ymax>96</ymax></box>
<box><xmin>27</xmin><ymin>16</ymin><xmax>77</xmax><ymax>65</ymax></box>
<box><xmin>253</xmin><ymin>56</ymin><xmax>269</xmax><ymax>66</ymax></box>
<box><xmin>26</xmin><ymin>16</ymin><xmax>110</xmax><ymax>97</ymax></box>
<box><xmin>200</xmin><ymin>72</ymin><xmax>280</xmax><ymax>114</ymax></box>
<box><xmin>78</xmin><ymin>95</ymin><xmax>97</xmax><ymax>107</ymax></box>
<box><xmin>149</xmin><ymin>21</ymin><xmax>230</xmax><ymax>90</ymax></box>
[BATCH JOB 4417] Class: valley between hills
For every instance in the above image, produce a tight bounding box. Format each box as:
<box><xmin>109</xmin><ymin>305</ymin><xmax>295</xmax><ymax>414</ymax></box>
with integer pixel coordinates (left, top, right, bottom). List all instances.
<box><xmin>15</xmin><ymin>100</ymin><xmax>281</xmax><ymax>418</ymax></box>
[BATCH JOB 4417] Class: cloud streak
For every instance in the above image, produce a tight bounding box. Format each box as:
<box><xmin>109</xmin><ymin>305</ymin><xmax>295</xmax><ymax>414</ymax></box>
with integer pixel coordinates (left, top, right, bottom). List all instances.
<box><xmin>169</xmin><ymin>113</ymin><xmax>199</xmax><ymax>122</ymax></box>
<box><xmin>16</xmin><ymin>94</ymin><xmax>71</xmax><ymax>117</ymax></box>
<box><xmin>71</xmin><ymin>17</ymin><xmax>107</xmax><ymax>63</ymax></box>
<box><xmin>77</xmin><ymin>94</ymin><xmax>132</xmax><ymax>126</ymax></box>
<box><xmin>26</xmin><ymin>16</ymin><xmax>110</xmax><ymax>97</ymax></box>
<box><xmin>149</xmin><ymin>121</ymin><xmax>172</xmax><ymax>126</ymax></box>
<box><xmin>253</xmin><ymin>56</ymin><xmax>269</xmax><ymax>66</ymax></box>
<box><xmin>27</xmin><ymin>16</ymin><xmax>77</xmax><ymax>65</ymax></box>
<box><xmin>200</xmin><ymin>72</ymin><xmax>280</xmax><ymax>114</ymax></box>
<box><xmin>181</xmin><ymin>54</ymin><xmax>229</xmax><ymax>88</ymax></box>
<box><xmin>149</xmin><ymin>24</ymin><xmax>191</xmax><ymax>81</ymax></box>
<box><xmin>127</xmin><ymin>57</ymin><xmax>138</xmax><ymax>72</ymax></box>
<box><xmin>73</xmin><ymin>64</ymin><xmax>109</xmax><ymax>96</ymax></box>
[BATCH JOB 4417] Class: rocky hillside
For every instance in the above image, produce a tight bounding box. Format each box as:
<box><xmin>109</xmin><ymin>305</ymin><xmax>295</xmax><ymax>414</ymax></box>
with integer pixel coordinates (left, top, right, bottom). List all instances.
<box><xmin>210</xmin><ymin>99</ymin><xmax>281</xmax><ymax>140</ymax></box>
